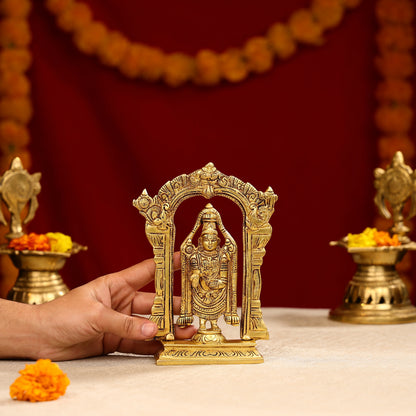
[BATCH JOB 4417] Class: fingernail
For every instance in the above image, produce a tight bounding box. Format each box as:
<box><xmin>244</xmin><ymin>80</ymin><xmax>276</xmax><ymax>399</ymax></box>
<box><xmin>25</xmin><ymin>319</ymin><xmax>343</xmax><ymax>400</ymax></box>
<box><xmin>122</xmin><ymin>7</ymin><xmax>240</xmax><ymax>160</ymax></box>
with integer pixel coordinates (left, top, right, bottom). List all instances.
<box><xmin>142</xmin><ymin>322</ymin><xmax>157</xmax><ymax>338</ymax></box>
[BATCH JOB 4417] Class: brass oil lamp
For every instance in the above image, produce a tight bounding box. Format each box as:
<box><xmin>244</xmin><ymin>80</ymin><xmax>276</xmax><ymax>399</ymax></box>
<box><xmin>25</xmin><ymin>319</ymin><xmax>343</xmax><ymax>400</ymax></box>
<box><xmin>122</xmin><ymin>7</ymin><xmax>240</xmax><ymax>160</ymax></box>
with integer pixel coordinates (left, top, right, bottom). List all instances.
<box><xmin>330</xmin><ymin>152</ymin><xmax>416</xmax><ymax>324</ymax></box>
<box><xmin>0</xmin><ymin>157</ymin><xmax>86</xmax><ymax>304</ymax></box>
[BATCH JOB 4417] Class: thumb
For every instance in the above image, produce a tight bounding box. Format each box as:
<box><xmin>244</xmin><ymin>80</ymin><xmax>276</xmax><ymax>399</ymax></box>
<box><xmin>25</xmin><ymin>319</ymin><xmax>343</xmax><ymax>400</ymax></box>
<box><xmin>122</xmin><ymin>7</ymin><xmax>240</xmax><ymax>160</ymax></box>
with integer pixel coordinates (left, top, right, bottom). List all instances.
<box><xmin>97</xmin><ymin>307</ymin><xmax>158</xmax><ymax>340</ymax></box>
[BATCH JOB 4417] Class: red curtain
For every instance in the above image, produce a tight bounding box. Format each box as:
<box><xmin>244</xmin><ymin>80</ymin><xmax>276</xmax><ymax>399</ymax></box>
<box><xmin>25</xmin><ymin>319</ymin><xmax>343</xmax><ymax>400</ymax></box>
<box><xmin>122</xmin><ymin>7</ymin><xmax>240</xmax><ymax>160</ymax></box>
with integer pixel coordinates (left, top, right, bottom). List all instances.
<box><xmin>18</xmin><ymin>0</ymin><xmax>394</xmax><ymax>307</ymax></box>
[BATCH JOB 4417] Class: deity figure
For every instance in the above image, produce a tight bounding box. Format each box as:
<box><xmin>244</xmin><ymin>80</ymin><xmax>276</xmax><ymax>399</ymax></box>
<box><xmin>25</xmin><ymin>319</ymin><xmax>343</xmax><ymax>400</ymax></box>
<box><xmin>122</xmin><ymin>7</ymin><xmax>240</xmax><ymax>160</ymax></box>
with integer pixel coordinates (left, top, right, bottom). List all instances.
<box><xmin>177</xmin><ymin>203</ymin><xmax>239</xmax><ymax>340</ymax></box>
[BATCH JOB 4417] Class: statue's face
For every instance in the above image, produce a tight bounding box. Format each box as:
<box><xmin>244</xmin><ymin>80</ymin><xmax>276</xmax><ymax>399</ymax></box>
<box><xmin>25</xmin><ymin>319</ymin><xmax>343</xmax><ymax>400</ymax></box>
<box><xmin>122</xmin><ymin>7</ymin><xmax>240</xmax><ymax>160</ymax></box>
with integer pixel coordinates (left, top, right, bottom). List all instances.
<box><xmin>201</xmin><ymin>233</ymin><xmax>218</xmax><ymax>251</ymax></box>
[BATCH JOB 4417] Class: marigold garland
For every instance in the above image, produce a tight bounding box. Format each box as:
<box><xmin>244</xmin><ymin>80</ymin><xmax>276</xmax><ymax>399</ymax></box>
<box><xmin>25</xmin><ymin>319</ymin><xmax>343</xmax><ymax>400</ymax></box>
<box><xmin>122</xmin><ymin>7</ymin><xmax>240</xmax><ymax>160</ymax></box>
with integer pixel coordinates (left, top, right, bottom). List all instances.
<box><xmin>44</xmin><ymin>0</ymin><xmax>362</xmax><ymax>87</ymax></box>
<box><xmin>10</xmin><ymin>359</ymin><xmax>70</xmax><ymax>402</ymax></box>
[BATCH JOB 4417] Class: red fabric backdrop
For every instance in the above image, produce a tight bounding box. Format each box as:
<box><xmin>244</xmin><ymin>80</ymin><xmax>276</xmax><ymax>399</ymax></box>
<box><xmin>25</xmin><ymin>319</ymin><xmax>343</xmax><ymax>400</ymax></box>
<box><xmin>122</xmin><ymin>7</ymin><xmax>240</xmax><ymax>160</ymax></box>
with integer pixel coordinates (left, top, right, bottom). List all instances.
<box><xmin>10</xmin><ymin>0</ymin><xmax>405</xmax><ymax>307</ymax></box>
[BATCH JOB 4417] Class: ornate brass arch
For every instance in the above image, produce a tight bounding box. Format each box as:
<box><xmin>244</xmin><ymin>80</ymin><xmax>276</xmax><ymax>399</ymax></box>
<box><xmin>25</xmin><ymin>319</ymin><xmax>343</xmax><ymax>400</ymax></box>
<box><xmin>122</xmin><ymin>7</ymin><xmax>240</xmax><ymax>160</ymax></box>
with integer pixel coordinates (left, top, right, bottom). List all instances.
<box><xmin>133</xmin><ymin>163</ymin><xmax>278</xmax><ymax>340</ymax></box>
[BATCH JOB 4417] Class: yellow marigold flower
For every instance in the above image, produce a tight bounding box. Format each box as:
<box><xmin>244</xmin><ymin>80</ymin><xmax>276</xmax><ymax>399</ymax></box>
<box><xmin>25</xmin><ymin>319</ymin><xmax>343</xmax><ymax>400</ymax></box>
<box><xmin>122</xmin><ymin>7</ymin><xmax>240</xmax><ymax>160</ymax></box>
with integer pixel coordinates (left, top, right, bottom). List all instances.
<box><xmin>163</xmin><ymin>53</ymin><xmax>195</xmax><ymax>87</ymax></box>
<box><xmin>0</xmin><ymin>0</ymin><xmax>32</xmax><ymax>18</ymax></box>
<box><xmin>194</xmin><ymin>49</ymin><xmax>221</xmax><ymax>86</ymax></box>
<box><xmin>311</xmin><ymin>0</ymin><xmax>345</xmax><ymax>29</ymax></box>
<box><xmin>0</xmin><ymin>120</ymin><xmax>30</xmax><ymax>153</ymax></box>
<box><xmin>97</xmin><ymin>31</ymin><xmax>129</xmax><ymax>67</ymax></box>
<box><xmin>219</xmin><ymin>48</ymin><xmax>248</xmax><ymax>83</ymax></box>
<box><xmin>0</xmin><ymin>71</ymin><xmax>30</xmax><ymax>97</ymax></box>
<box><xmin>57</xmin><ymin>2</ymin><xmax>92</xmax><ymax>32</ymax></box>
<box><xmin>0</xmin><ymin>97</ymin><xmax>33</xmax><ymax>124</ymax></box>
<box><xmin>10</xmin><ymin>359</ymin><xmax>70</xmax><ymax>402</ymax></box>
<box><xmin>74</xmin><ymin>21</ymin><xmax>108</xmax><ymax>55</ymax></box>
<box><xmin>348</xmin><ymin>228</ymin><xmax>377</xmax><ymax>248</ymax></box>
<box><xmin>0</xmin><ymin>48</ymin><xmax>31</xmax><ymax>73</ymax></box>
<box><xmin>244</xmin><ymin>37</ymin><xmax>274</xmax><ymax>74</ymax></box>
<box><xmin>267</xmin><ymin>23</ymin><xmax>296</xmax><ymax>59</ymax></box>
<box><xmin>288</xmin><ymin>9</ymin><xmax>324</xmax><ymax>45</ymax></box>
<box><xmin>45</xmin><ymin>0</ymin><xmax>72</xmax><ymax>14</ymax></box>
<box><xmin>0</xmin><ymin>18</ymin><xmax>31</xmax><ymax>48</ymax></box>
<box><xmin>46</xmin><ymin>232</ymin><xmax>73</xmax><ymax>253</ymax></box>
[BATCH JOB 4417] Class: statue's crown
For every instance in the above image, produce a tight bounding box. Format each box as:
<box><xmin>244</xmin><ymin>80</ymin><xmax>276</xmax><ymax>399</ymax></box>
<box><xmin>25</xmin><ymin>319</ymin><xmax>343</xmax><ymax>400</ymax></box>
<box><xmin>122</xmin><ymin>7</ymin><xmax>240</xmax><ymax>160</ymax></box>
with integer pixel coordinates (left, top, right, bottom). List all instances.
<box><xmin>201</xmin><ymin>203</ymin><xmax>219</xmax><ymax>223</ymax></box>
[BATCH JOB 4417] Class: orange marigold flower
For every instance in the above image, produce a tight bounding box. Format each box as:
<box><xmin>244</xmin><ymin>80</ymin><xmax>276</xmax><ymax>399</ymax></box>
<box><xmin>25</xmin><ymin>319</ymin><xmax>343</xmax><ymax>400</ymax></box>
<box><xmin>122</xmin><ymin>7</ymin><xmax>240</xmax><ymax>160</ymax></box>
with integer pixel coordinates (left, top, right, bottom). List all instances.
<box><xmin>10</xmin><ymin>359</ymin><xmax>70</xmax><ymax>402</ymax></box>
<box><xmin>45</xmin><ymin>0</ymin><xmax>73</xmax><ymax>15</ymax></box>
<box><xmin>376</xmin><ymin>24</ymin><xmax>414</xmax><ymax>52</ymax></box>
<box><xmin>311</xmin><ymin>0</ymin><xmax>345</xmax><ymax>29</ymax></box>
<box><xmin>375</xmin><ymin>51</ymin><xmax>414</xmax><ymax>78</ymax></box>
<box><xmin>243</xmin><ymin>37</ymin><xmax>274</xmax><ymax>74</ymax></box>
<box><xmin>378</xmin><ymin>135</ymin><xmax>415</xmax><ymax>161</ymax></box>
<box><xmin>0</xmin><ymin>97</ymin><xmax>32</xmax><ymax>124</ymax></box>
<box><xmin>0</xmin><ymin>0</ymin><xmax>32</xmax><ymax>18</ymax></box>
<box><xmin>341</xmin><ymin>0</ymin><xmax>362</xmax><ymax>8</ymax></box>
<box><xmin>375</xmin><ymin>79</ymin><xmax>412</xmax><ymax>104</ymax></box>
<box><xmin>374</xmin><ymin>105</ymin><xmax>413</xmax><ymax>134</ymax></box>
<box><xmin>0</xmin><ymin>18</ymin><xmax>31</xmax><ymax>48</ymax></box>
<box><xmin>288</xmin><ymin>9</ymin><xmax>324</xmax><ymax>45</ymax></box>
<box><xmin>267</xmin><ymin>23</ymin><xmax>296</xmax><ymax>59</ymax></box>
<box><xmin>194</xmin><ymin>49</ymin><xmax>221</xmax><ymax>86</ymax></box>
<box><xmin>0</xmin><ymin>71</ymin><xmax>30</xmax><ymax>97</ymax></box>
<box><xmin>0</xmin><ymin>48</ymin><xmax>31</xmax><ymax>72</ymax></box>
<box><xmin>73</xmin><ymin>21</ymin><xmax>108</xmax><ymax>55</ymax></box>
<box><xmin>97</xmin><ymin>31</ymin><xmax>129</xmax><ymax>67</ymax></box>
<box><xmin>119</xmin><ymin>43</ymin><xmax>142</xmax><ymax>78</ymax></box>
<box><xmin>134</xmin><ymin>45</ymin><xmax>166</xmax><ymax>82</ymax></box>
<box><xmin>219</xmin><ymin>48</ymin><xmax>248</xmax><ymax>83</ymax></box>
<box><xmin>8</xmin><ymin>233</ymin><xmax>51</xmax><ymax>251</ymax></box>
<box><xmin>376</xmin><ymin>0</ymin><xmax>414</xmax><ymax>24</ymax></box>
<box><xmin>57</xmin><ymin>2</ymin><xmax>92</xmax><ymax>32</ymax></box>
<box><xmin>0</xmin><ymin>120</ymin><xmax>30</xmax><ymax>153</ymax></box>
<box><xmin>374</xmin><ymin>230</ymin><xmax>401</xmax><ymax>246</ymax></box>
<box><xmin>163</xmin><ymin>53</ymin><xmax>195</xmax><ymax>87</ymax></box>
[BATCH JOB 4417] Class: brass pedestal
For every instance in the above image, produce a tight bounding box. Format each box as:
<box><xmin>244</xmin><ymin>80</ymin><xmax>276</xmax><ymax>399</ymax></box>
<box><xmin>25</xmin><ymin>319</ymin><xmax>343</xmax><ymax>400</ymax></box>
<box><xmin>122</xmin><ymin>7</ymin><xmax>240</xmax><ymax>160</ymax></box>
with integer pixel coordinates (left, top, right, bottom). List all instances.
<box><xmin>6</xmin><ymin>251</ymin><xmax>69</xmax><ymax>304</ymax></box>
<box><xmin>329</xmin><ymin>248</ymin><xmax>416</xmax><ymax>324</ymax></box>
<box><xmin>156</xmin><ymin>339</ymin><xmax>263</xmax><ymax>365</ymax></box>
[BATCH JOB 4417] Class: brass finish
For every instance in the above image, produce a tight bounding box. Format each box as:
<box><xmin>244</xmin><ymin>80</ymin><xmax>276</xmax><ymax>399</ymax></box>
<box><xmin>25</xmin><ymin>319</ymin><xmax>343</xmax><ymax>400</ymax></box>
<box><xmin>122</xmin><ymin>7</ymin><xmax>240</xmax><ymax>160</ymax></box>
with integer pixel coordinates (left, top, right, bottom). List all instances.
<box><xmin>0</xmin><ymin>157</ymin><xmax>87</xmax><ymax>304</ymax></box>
<box><xmin>330</xmin><ymin>152</ymin><xmax>416</xmax><ymax>324</ymax></box>
<box><xmin>134</xmin><ymin>163</ymin><xmax>277</xmax><ymax>364</ymax></box>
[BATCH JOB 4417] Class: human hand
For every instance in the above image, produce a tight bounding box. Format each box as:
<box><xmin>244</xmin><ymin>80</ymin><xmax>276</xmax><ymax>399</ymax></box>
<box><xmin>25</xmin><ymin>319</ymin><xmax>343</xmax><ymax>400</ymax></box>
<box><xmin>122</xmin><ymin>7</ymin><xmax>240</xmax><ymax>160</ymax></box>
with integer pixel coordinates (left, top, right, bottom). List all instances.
<box><xmin>31</xmin><ymin>255</ymin><xmax>196</xmax><ymax>360</ymax></box>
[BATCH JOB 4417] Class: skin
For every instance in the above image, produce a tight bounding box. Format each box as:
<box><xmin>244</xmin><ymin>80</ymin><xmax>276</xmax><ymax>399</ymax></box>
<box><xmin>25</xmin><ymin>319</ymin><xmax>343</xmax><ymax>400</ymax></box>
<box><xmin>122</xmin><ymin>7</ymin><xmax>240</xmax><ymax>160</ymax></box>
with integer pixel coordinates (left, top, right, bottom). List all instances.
<box><xmin>0</xmin><ymin>254</ymin><xmax>196</xmax><ymax>360</ymax></box>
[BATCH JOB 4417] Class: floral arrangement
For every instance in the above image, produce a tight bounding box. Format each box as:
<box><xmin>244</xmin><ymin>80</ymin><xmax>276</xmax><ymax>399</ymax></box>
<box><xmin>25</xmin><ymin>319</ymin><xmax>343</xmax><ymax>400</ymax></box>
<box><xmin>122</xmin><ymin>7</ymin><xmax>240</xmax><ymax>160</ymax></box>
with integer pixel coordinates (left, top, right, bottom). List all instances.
<box><xmin>347</xmin><ymin>227</ymin><xmax>401</xmax><ymax>248</ymax></box>
<box><xmin>10</xmin><ymin>359</ymin><xmax>70</xmax><ymax>402</ymax></box>
<box><xmin>0</xmin><ymin>0</ymin><xmax>32</xmax><ymax>173</ymax></box>
<box><xmin>8</xmin><ymin>232</ymin><xmax>73</xmax><ymax>253</ymax></box>
<box><xmin>44</xmin><ymin>0</ymin><xmax>362</xmax><ymax>87</ymax></box>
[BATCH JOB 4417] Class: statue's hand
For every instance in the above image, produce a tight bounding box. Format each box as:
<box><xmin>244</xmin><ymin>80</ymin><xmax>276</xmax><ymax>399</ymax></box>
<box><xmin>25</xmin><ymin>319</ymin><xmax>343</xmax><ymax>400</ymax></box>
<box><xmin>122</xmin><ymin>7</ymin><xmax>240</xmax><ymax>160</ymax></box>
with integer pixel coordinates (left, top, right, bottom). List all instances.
<box><xmin>190</xmin><ymin>272</ymin><xmax>200</xmax><ymax>288</ymax></box>
<box><xmin>177</xmin><ymin>315</ymin><xmax>193</xmax><ymax>328</ymax></box>
<box><xmin>225</xmin><ymin>314</ymin><xmax>240</xmax><ymax>326</ymax></box>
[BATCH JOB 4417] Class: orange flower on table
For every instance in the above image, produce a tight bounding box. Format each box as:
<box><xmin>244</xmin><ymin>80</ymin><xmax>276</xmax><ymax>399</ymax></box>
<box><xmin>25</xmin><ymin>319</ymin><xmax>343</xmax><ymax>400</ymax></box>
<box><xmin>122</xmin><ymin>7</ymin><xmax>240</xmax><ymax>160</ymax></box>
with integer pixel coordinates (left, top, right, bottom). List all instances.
<box><xmin>311</xmin><ymin>0</ymin><xmax>345</xmax><ymax>30</ymax></box>
<box><xmin>267</xmin><ymin>23</ymin><xmax>296</xmax><ymax>59</ymax></box>
<box><xmin>243</xmin><ymin>37</ymin><xmax>274</xmax><ymax>74</ymax></box>
<box><xmin>56</xmin><ymin>1</ymin><xmax>92</xmax><ymax>32</ymax></box>
<box><xmin>0</xmin><ymin>18</ymin><xmax>31</xmax><ymax>48</ymax></box>
<box><xmin>375</xmin><ymin>79</ymin><xmax>412</xmax><ymax>104</ymax></box>
<box><xmin>288</xmin><ymin>9</ymin><xmax>324</xmax><ymax>45</ymax></box>
<box><xmin>219</xmin><ymin>48</ymin><xmax>248</xmax><ymax>83</ymax></box>
<box><xmin>376</xmin><ymin>0</ymin><xmax>414</xmax><ymax>25</ymax></box>
<box><xmin>376</xmin><ymin>25</ymin><xmax>415</xmax><ymax>52</ymax></box>
<box><xmin>8</xmin><ymin>233</ymin><xmax>51</xmax><ymax>251</ymax></box>
<box><xmin>374</xmin><ymin>105</ymin><xmax>413</xmax><ymax>134</ymax></box>
<box><xmin>10</xmin><ymin>359</ymin><xmax>70</xmax><ymax>402</ymax></box>
<box><xmin>163</xmin><ymin>53</ymin><xmax>195</xmax><ymax>87</ymax></box>
<box><xmin>0</xmin><ymin>48</ymin><xmax>31</xmax><ymax>73</ymax></box>
<box><xmin>194</xmin><ymin>49</ymin><xmax>221</xmax><ymax>86</ymax></box>
<box><xmin>0</xmin><ymin>0</ymin><xmax>32</xmax><ymax>18</ymax></box>
<box><xmin>73</xmin><ymin>21</ymin><xmax>108</xmax><ymax>55</ymax></box>
<box><xmin>375</xmin><ymin>51</ymin><xmax>414</xmax><ymax>78</ymax></box>
<box><xmin>97</xmin><ymin>31</ymin><xmax>129</xmax><ymax>67</ymax></box>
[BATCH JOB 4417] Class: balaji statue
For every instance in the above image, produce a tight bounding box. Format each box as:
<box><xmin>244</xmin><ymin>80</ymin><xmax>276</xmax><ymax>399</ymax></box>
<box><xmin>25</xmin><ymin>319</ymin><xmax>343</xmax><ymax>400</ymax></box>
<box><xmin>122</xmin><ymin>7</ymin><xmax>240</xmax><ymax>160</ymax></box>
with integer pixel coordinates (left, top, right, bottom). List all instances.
<box><xmin>178</xmin><ymin>204</ymin><xmax>239</xmax><ymax>342</ymax></box>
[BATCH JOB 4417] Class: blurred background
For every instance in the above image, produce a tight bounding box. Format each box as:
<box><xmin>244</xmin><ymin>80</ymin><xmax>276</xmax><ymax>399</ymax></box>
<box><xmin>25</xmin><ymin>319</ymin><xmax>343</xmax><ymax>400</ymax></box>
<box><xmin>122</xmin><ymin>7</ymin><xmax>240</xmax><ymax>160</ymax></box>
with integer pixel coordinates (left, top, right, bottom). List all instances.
<box><xmin>0</xmin><ymin>0</ymin><xmax>414</xmax><ymax>308</ymax></box>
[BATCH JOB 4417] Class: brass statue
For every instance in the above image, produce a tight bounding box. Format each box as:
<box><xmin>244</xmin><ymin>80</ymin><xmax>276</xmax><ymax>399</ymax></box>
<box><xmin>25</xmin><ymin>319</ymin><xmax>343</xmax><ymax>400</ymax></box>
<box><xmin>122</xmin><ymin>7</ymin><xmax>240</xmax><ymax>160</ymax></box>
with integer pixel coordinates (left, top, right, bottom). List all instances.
<box><xmin>134</xmin><ymin>163</ymin><xmax>278</xmax><ymax>364</ymax></box>
<box><xmin>178</xmin><ymin>203</ymin><xmax>239</xmax><ymax>343</ymax></box>
<box><xmin>330</xmin><ymin>151</ymin><xmax>416</xmax><ymax>324</ymax></box>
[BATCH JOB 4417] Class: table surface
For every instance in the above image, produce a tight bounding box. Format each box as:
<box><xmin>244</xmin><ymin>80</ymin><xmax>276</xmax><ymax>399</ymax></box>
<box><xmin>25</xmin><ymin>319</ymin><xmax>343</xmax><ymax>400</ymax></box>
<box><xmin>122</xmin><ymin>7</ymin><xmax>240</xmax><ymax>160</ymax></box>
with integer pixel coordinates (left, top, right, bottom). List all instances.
<box><xmin>1</xmin><ymin>307</ymin><xmax>416</xmax><ymax>416</ymax></box>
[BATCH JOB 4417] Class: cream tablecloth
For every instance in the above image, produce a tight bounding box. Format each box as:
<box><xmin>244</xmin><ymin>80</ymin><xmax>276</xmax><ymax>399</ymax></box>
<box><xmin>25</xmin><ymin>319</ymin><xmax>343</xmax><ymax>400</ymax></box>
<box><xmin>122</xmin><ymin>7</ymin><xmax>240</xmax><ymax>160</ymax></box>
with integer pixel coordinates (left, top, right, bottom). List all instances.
<box><xmin>1</xmin><ymin>308</ymin><xmax>415</xmax><ymax>416</ymax></box>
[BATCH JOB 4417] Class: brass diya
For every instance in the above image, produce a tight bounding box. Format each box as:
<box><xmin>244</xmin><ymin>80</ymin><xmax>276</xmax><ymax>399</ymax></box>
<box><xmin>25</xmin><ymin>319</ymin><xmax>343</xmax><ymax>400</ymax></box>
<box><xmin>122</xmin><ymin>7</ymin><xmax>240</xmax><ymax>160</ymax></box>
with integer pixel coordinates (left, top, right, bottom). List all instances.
<box><xmin>134</xmin><ymin>163</ymin><xmax>277</xmax><ymax>364</ymax></box>
<box><xmin>330</xmin><ymin>152</ymin><xmax>416</xmax><ymax>324</ymax></box>
<box><xmin>0</xmin><ymin>157</ymin><xmax>86</xmax><ymax>304</ymax></box>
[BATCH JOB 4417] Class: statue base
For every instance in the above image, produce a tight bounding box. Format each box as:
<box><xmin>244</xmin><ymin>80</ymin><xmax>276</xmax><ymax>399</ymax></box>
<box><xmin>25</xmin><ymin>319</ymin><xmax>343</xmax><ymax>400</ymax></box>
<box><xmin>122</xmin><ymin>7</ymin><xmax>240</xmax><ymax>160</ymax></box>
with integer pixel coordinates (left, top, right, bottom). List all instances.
<box><xmin>155</xmin><ymin>339</ymin><xmax>263</xmax><ymax>365</ymax></box>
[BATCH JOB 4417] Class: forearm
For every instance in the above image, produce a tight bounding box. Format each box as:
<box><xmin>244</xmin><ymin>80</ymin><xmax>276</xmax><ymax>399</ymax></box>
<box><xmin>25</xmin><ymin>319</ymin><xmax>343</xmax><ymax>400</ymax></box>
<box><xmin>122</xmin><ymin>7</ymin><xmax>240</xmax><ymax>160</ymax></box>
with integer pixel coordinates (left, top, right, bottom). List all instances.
<box><xmin>0</xmin><ymin>298</ymin><xmax>43</xmax><ymax>359</ymax></box>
